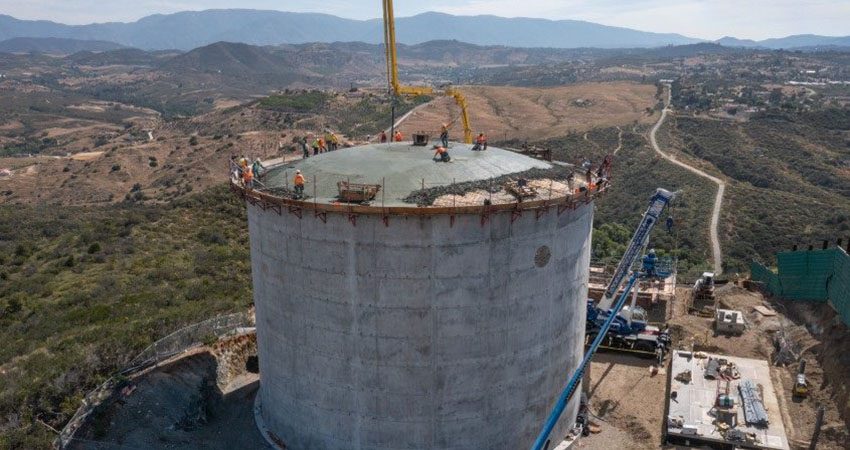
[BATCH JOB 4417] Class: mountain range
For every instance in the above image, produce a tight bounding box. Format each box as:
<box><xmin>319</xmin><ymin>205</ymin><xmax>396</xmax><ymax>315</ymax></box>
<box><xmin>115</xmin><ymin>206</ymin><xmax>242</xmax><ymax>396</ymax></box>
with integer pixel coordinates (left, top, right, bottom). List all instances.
<box><xmin>0</xmin><ymin>10</ymin><xmax>847</xmax><ymax>52</ymax></box>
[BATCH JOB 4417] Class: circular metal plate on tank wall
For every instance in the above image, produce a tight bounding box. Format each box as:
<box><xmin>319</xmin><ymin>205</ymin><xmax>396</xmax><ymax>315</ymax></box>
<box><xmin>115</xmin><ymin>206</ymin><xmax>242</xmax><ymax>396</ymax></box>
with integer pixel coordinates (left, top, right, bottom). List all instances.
<box><xmin>535</xmin><ymin>245</ymin><xmax>552</xmax><ymax>268</ymax></box>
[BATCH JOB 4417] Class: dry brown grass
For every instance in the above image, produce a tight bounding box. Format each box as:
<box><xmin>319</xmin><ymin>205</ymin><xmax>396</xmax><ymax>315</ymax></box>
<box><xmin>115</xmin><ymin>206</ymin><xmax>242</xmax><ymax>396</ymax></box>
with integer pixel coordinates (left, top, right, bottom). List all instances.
<box><xmin>397</xmin><ymin>82</ymin><xmax>657</xmax><ymax>141</ymax></box>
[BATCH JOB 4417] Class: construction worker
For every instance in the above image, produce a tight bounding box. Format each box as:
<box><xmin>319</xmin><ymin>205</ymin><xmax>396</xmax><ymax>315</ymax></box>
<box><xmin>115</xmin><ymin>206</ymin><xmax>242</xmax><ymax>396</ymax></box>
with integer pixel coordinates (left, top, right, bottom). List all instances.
<box><xmin>300</xmin><ymin>136</ymin><xmax>310</xmax><ymax>159</ymax></box>
<box><xmin>433</xmin><ymin>145</ymin><xmax>450</xmax><ymax>163</ymax></box>
<box><xmin>394</xmin><ymin>130</ymin><xmax>403</xmax><ymax>142</ymax></box>
<box><xmin>440</xmin><ymin>124</ymin><xmax>449</xmax><ymax>147</ymax></box>
<box><xmin>472</xmin><ymin>133</ymin><xmax>487</xmax><ymax>151</ymax></box>
<box><xmin>252</xmin><ymin>158</ymin><xmax>264</xmax><ymax>179</ymax></box>
<box><xmin>643</xmin><ymin>249</ymin><xmax>657</xmax><ymax>278</ymax></box>
<box><xmin>324</xmin><ymin>131</ymin><xmax>333</xmax><ymax>151</ymax></box>
<box><xmin>293</xmin><ymin>170</ymin><xmax>305</xmax><ymax>197</ymax></box>
<box><xmin>242</xmin><ymin>164</ymin><xmax>254</xmax><ymax>189</ymax></box>
<box><xmin>318</xmin><ymin>136</ymin><xmax>326</xmax><ymax>153</ymax></box>
<box><xmin>380</xmin><ymin>130</ymin><xmax>387</xmax><ymax>143</ymax></box>
<box><xmin>311</xmin><ymin>137</ymin><xmax>320</xmax><ymax>156</ymax></box>
<box><xmin>330</xmin><ymin>132</ymin><xmax>339</xmax><ymax>151</ymax></box>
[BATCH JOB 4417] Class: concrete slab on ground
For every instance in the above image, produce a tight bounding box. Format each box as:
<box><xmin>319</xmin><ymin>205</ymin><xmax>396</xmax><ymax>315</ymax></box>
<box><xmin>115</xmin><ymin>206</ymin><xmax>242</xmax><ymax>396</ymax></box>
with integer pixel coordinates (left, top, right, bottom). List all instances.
<box><xmin>667</xmin><ymin>350</ymin><xmax>790</xmax><ymax>450</ymax></box>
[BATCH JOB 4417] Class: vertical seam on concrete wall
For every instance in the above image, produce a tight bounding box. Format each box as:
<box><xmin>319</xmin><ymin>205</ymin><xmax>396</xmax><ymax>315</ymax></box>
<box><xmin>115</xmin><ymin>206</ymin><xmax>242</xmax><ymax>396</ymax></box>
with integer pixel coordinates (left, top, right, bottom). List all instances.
<box><xmin>428</xmin><ymin>215</ymin><xmax>438</xmax><ymax>448</ymax></box>
<box><xmin>348</xmin><ymin>217</ymin><xmax>362</xmax><ymax>449</ymax></box>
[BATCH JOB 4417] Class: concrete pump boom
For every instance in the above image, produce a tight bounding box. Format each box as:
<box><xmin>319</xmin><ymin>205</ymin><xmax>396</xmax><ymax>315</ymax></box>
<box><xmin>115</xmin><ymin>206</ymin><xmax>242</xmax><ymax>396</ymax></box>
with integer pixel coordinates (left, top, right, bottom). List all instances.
<box><xmin>381</xmin><ymin>0</ymin><xmax>473</xmax><ymax>143</ymax></box>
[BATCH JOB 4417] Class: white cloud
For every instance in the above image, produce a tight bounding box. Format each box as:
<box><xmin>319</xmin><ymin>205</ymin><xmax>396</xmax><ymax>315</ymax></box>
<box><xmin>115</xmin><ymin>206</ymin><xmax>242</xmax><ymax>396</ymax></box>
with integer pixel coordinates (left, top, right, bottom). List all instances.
<box><xmin>0</xmin><ymin>0</ymin><xmax>847</xmax><ymax>40</ymax></box>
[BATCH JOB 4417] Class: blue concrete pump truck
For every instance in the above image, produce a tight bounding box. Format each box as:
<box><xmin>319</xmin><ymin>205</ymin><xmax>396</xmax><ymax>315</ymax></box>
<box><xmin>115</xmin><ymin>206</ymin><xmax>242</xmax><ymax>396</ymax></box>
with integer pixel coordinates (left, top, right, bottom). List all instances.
<box><xmin>531</xmin><ymin>188</ymin><xmax>676</xmax><ymax>450</ymax></box>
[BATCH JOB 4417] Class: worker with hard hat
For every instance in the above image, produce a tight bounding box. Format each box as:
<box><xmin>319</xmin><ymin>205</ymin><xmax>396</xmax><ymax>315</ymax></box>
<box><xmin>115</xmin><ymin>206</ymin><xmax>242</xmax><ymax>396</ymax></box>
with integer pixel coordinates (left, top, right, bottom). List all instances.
<box><xmin>394</xmin><ymin>130</ymin><xmax>403</xmax><ymax>142</ymax></box>
<box><xmin>242</xmin><ymin>164</ymin><xmax>254</xmax><ymax>189</ymax></box>
<box><xmin>643</xmin><ymin>249</ymin><xmax>657</xmax><ymax>278</ymax></box>
<box><xmin>294</xmin><ymin>170</ymin><xmax>306</xmax><ymax>197</ymax></box>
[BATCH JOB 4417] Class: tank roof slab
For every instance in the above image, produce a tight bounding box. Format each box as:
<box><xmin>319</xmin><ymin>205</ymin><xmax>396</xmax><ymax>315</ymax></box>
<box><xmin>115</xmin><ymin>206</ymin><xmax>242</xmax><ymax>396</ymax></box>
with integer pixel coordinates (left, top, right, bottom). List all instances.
<box><xmin>262</xmin><ymin>142</ymin><xmax>553</xmax><ymax>206</ymax></box>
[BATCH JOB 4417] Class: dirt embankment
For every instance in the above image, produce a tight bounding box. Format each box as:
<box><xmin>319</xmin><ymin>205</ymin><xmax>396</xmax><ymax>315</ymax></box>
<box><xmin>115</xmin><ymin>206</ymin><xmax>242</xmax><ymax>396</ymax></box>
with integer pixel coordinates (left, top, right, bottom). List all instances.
<box><xmin>776</xmin><ymin>299</ymin><xmax>850</xmax><ymax>448</ymax></box>
<box><xmin>70</xmin><ymin>331</ymin><xmax>264</xmax><ymax>449</ymax></box>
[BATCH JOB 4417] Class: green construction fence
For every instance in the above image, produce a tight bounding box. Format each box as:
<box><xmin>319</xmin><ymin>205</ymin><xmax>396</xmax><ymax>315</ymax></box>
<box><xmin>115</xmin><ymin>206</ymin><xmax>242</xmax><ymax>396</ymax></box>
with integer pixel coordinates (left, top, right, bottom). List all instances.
<box><xmin>751</xmin><ymin>248</ymin><xmax>850</xmax><ymax>327</ymax></box>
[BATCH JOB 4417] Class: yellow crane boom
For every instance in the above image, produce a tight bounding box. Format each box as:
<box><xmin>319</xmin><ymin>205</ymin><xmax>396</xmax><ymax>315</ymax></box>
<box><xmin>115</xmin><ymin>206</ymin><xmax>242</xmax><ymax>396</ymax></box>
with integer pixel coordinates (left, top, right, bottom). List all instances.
<box><xmin>381</xmin><ymin>0</ymin><xmax>472</xmax><ymax>143</ymax></box>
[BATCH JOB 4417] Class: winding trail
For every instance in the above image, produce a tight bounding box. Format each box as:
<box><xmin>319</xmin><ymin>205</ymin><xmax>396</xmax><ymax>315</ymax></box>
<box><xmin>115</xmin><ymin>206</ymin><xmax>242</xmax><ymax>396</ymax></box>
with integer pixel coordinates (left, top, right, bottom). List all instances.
<box><xmin>613</xmin><ymin>126</ymin><xmax>623</xmax><ymax>155</ymax></box>
<box><xmin>649</xmin><ymin>87</ymin><xmax>725</xmax><ymax>275</ymax></box>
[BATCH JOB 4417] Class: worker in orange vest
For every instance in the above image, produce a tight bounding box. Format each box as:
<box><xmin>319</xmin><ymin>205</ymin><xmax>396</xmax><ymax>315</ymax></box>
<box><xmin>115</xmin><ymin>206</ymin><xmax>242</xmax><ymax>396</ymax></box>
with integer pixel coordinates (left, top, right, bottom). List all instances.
<box><xmin>318</xmin><ymin>137</ymin><xmax>326</xmax><ymax>153</ymax></box>
<box><xmin>293</xmin><ymin>170</ymin><xmax>305</xmax><ymax>197</ymax></box>
<box><xmin>242</xmin><ymin>165</ymin><xmax>254</xmax><ymax>189</ymax></box>
<box><xmin>394</xmin><ymin>130</ymin><xmax>403</xmax><ymax>142</ymax></box>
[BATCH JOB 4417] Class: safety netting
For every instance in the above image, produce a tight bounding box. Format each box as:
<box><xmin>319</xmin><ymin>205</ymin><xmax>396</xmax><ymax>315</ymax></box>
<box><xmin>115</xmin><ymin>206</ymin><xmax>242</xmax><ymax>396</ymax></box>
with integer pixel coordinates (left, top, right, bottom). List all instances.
<box><xmin>751</xmin><ymin>248</ymin><xmax>850</xmax><ymax>327</ymax></box>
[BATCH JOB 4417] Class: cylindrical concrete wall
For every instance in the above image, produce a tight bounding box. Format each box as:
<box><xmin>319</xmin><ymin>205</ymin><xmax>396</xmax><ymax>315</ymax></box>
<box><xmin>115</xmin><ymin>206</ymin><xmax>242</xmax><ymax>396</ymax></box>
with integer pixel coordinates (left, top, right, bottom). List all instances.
<box><xmin>248</xmin><ymin>203</ymin><xmax>593</xmax><ymax>450</ymax></box>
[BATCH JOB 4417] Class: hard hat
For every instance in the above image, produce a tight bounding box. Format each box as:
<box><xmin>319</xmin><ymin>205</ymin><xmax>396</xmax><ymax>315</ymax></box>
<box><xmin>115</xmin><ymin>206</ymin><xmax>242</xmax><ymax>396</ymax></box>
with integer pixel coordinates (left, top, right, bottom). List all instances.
<box><xmin>649</xmin><ymin>249</ymin><xmax>656</xmax><ymax>255</ymax></box>
<box><xmin>296</xmin><ymin>170</ymin><xmax>301</xmax><ymax>174</ymax></box>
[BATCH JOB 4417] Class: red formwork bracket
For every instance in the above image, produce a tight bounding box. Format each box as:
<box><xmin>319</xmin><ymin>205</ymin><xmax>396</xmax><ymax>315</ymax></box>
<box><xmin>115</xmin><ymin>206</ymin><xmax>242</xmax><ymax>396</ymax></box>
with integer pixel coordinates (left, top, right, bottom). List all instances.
<box><xmin>348</xmin><ymin>213</ymin><xmax>358</xmax><ymax>227</ymax></box>
<box><xmin>288</xmin><ymin>205</ymin><xmax>302</xmax><ymax>219</ymax></box>
<box><xmin>511</xmin><ymin>209</ymin><xmax>523</xmax><ymax>224</ymax></box>
<box><xmin>269</xmin><ymin>203</ymin><xmax>282</xmax><ymax>215</ymax></box>
<box><xmin>535</xmin><ymin>206</ymin><xmax>550</xmax><ymax>221</ymax></box>
<box><xmin>315</xmin><ymin>210</ymin><xmax>327</xmax><ymax>224</ymax></box>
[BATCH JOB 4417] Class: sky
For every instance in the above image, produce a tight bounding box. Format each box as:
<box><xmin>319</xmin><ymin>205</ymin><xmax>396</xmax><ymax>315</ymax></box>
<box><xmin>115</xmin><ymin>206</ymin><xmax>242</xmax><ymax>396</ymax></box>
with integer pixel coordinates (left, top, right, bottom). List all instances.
<box><xmin>1</xmin><ymin>0</ymin><xmax>848</xmax><ymax>41</ymax></box>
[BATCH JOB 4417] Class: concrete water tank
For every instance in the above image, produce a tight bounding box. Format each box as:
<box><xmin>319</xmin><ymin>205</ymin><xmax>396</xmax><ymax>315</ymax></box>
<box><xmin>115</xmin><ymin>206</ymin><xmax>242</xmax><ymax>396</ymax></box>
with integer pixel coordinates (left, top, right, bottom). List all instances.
<box><xmin>239</xmin><ymin>143</ymin><xmax>600</xmax><ymax>449</ymax></box>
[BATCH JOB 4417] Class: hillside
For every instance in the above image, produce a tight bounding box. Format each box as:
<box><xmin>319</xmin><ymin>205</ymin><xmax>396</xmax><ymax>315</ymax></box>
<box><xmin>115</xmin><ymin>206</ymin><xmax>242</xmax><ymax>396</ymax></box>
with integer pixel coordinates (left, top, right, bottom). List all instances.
<box><xmin>66</xmin><ymin>48</ymin><xmax>164</xmax><ymax>66</ymax></box>
<box><xmin>657</xmin><ymin>109</ymin><xmax>850</xmax><ymax>272</ymax></box>
<box><xmin>0</xmin><ymin>37</ymin><xmax>125</xmax><ymax>54</ymax></box>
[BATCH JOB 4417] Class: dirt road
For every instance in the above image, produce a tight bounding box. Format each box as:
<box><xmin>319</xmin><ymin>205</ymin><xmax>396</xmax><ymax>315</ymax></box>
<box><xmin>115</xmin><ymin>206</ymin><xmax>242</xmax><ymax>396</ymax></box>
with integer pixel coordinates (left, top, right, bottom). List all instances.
<box><xmin>650</xmin><ymin>87</ymin><xmax>725</xmax><ymax>275</ymax></box>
